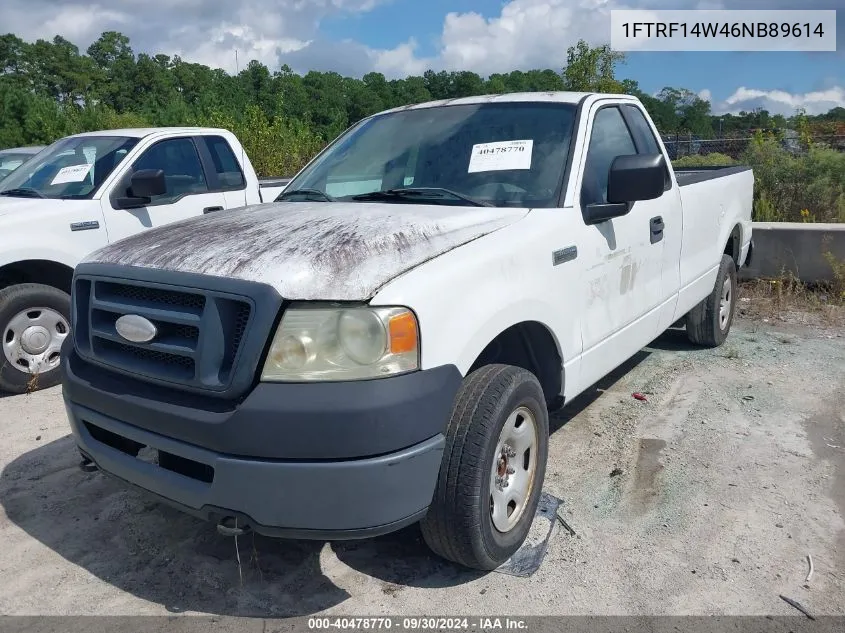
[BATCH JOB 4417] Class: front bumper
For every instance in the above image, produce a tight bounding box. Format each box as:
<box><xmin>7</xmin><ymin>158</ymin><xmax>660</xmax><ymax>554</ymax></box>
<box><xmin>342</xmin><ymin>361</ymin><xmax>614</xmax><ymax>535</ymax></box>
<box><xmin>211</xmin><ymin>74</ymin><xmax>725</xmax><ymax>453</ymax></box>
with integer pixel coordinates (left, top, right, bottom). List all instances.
<box><xmin>62</xmin><ymin>344</ymin><xmax>462</xmax><ymax>538</ymax></box>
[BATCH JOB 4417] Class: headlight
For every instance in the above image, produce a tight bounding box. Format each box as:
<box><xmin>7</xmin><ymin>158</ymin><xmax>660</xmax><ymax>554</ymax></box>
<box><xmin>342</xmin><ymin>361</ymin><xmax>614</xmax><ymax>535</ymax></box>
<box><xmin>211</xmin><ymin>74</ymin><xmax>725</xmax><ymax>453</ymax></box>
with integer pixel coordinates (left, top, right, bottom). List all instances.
<box><xmin>261</xmin><ymin>304</ymin><xmax>419</xmax><ymax>382</ymax></box>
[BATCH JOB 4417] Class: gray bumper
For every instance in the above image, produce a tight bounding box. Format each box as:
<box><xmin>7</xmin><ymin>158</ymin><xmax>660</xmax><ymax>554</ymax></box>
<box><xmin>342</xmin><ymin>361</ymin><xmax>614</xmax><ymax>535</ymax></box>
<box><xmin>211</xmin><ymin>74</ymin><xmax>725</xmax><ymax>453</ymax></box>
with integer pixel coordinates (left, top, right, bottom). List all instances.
<box><xmin>66</xmin><ymin>399</ymin><xmax>445</xmax><ymax>539</ymax></box>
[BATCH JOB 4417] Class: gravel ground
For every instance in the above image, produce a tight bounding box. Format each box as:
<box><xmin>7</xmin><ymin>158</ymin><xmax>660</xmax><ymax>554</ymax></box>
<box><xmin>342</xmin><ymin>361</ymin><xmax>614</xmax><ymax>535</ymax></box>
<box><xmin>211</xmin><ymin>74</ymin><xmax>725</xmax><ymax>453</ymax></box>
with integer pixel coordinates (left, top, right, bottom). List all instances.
<box><xmin>0</xmin><ymin>314</ymin><xmax>843</xmax><ymax>617</ymax></box>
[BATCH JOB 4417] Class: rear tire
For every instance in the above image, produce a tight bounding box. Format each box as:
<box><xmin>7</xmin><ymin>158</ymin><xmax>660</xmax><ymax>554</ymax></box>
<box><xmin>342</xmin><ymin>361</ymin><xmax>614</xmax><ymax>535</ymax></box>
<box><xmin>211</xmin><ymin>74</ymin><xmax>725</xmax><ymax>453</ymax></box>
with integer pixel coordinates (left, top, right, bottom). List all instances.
<box><xmin>686</xmin><ymin>254</ymin><xmax>737</xmax><ymax>347</ymax></box>
<box><xmin>0</xmin><ymin>283</ymin><xmax>71</xmax><ymax>394</ymax></box>
<box><xmin>420</xmin><ymin>364</ymin><xmax>549</xmax><ymax>570</ymax></box>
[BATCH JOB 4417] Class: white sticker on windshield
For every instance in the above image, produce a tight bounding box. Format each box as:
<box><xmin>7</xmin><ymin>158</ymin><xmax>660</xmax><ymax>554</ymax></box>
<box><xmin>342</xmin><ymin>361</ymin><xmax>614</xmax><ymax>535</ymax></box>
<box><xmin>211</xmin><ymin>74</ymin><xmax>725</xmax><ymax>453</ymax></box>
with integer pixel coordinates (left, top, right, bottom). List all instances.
<box><xmin>51</xmin><ymin>164</ymin><xmax>93</xmax><ymax>185</ymax></box>
<box><xmin>468</xmin><ymin>140</ymin><xmax>533</xmax><ymax>173</ymax></box>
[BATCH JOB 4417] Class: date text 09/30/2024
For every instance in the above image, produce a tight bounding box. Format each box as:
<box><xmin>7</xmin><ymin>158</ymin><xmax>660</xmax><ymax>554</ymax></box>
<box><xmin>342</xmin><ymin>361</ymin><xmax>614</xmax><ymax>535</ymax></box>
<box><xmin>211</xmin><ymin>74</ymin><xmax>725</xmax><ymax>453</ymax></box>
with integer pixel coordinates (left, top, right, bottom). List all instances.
<box><xmin>308</xmin><ymin>617</ymin><xmax>529</xmax><ymax>630</ymax></box>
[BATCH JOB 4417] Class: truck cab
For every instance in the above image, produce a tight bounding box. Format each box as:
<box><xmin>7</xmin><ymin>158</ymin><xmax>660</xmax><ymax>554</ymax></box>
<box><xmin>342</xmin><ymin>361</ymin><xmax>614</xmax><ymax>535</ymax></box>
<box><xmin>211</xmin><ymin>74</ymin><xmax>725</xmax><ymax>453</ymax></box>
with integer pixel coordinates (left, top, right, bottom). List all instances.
<box><xmin>0</xmin><ymin>128</ymin><xmax>285</xmax><ymax>394</ymax></box>
<box><xmin>61</xmin><ymin>93</ymin><xmax>753</xmax><ymax>570</ymax></box>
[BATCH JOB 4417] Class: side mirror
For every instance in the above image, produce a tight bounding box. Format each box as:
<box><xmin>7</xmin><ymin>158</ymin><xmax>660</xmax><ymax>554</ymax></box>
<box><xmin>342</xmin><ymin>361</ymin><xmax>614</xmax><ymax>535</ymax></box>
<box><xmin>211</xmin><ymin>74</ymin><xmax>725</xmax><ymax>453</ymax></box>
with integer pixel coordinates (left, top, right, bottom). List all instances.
<box><xmin>607</xmin><ymin>154</ymin><xmax>665</xmax><ymax>204</ymax></box>
<box><xmin>114</xmin><ymin>169</ymin><xmax>166</xmax><ymax>209</ymax></box>
<box><xmin>129</xmin><ymin>168</ymin><xmax>166</xmax><ymax>198</ymax></box>
<box><xmin>584</xmin><ymin>154</ymin><xmax>666</xmax><ymax>225</ymax></box>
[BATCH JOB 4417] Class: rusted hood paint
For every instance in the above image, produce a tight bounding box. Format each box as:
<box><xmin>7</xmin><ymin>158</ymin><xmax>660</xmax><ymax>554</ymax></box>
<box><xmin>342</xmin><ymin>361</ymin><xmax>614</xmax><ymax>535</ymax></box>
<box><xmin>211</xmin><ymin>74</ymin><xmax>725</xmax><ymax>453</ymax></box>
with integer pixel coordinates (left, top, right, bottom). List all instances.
<box><xmin>85</xmin><ymin>202</ymin><xmax>529</xmax><ymax>300</ymax></box>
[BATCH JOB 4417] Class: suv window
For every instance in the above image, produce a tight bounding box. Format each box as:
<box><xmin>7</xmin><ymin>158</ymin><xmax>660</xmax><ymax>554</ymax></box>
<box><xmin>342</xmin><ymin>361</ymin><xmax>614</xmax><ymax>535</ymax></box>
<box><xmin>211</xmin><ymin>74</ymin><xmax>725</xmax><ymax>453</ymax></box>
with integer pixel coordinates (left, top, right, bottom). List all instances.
<box><xmin>581</xmin><ymin>106</ymin><xmax>637</xmax><ymax>207</ymax></box>
<box><xmin>131</xmin><ymin>138</ymin><xmax>208</xmax><ymax>204</ymax></box>
<box><xmin>205</xmin><ymin>135</ymin><xmax>245</xmax><ymax>190</ymax></box>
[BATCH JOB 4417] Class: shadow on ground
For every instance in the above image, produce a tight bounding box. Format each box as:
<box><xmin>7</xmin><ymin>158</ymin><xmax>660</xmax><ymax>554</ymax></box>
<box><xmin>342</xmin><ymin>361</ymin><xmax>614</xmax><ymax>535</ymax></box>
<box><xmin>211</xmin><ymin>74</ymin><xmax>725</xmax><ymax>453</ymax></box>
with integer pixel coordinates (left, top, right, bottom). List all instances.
<box><xmin>550</xmin><ymin>349</ymin><xmax>651</xmax><ymax>434</ymax></box>
<box><xmin>0</xmin><ymin>434</ymin><xmax>480</xmax><ymax>617</ymax></box>
<box><xmin>643</xmin><ymin>326</ymin><xmax>701</xmax><ymax>352</ymax></box>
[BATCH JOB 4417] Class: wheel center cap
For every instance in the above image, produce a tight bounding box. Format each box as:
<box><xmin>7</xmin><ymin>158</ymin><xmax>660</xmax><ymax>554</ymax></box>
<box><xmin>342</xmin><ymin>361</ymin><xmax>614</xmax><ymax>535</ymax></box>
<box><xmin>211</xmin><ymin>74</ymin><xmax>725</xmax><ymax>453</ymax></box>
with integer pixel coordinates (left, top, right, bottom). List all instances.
<box><xmin>497</xmin><ymin>456</ymin><xmax>508</xmax><ymax>477</ymax></box>
<box><xmin>21</xmin><ymin>326</ymin><xmax>50</xmax><ymax>354</ymax></box>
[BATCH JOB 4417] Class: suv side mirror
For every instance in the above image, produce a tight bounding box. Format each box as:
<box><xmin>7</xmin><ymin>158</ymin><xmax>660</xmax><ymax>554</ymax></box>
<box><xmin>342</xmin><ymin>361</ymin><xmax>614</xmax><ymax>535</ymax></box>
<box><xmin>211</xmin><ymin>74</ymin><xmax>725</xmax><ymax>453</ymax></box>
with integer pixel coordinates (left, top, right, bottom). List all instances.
<box><xmin>584</xmin><ymin>154</ymin><xmax>666</xmax><ymax>225</ymax></box>
<box><xmin>114</xmin><ymin>169</ymin><xmax>166</xmax><ymax>209</ymax></box>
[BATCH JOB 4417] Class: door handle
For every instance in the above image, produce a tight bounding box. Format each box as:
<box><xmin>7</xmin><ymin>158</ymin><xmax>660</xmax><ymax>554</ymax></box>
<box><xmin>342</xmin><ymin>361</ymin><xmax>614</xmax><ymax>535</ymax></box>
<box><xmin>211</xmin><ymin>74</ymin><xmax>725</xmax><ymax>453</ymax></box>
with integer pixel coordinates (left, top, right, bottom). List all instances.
<box><xmin>650</xmin><ymin>216</ymin><xmax>664</xmax><ymax>244</ymax></box>
<box><xmin>203</xmin><ymin>206</ymin><xmax>224</xmax><ymax>214</ymax></box>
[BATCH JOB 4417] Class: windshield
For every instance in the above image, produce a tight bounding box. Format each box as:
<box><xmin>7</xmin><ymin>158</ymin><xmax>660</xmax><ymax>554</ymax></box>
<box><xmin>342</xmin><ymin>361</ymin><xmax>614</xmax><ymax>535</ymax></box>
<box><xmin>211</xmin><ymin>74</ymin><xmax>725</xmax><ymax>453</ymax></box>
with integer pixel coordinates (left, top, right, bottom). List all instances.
<box><xmin>285</xmin><ymin>102</ymin><xmax>577</xmax><ymax>208</ymax></box>
<box><xmin>0</xmin><ymin>136</ymin><xmax>139</xmax><ymax>199</ymax></box>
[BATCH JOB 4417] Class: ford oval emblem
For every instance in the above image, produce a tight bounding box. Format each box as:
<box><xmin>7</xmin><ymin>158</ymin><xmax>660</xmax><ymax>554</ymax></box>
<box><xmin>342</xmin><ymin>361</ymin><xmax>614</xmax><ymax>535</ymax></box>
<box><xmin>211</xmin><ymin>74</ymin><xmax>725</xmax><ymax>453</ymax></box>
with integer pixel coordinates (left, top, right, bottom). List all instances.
<box><xmin>115</xmin><ymin>314</ymin><xmax>158</xmax><ymax>344</ymax></box>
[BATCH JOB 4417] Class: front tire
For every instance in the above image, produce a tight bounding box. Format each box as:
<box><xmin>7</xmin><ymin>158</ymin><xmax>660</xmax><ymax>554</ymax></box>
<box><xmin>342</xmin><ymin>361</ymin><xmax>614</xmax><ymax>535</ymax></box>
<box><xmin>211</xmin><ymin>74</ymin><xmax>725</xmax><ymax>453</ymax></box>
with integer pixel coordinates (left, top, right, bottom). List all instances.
<box><xmin>686</xmin><ymin>254</ymin><xmax>737</xmax><ymax>347</ymax></box>
<box><xmin>0</xmin><ymin>283</ymin><xmax>71</xmax><ymax>394</ymax></box>
<box><xmin>420</xmin><ymin>364</ymin><xmax>549</xmax><ymax>570</ymax></box>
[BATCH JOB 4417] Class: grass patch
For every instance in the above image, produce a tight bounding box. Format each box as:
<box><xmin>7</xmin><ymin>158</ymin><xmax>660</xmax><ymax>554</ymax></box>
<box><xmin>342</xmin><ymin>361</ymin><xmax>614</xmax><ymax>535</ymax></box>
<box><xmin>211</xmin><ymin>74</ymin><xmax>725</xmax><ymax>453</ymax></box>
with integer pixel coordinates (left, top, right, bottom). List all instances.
<box><xmin>738</xmin><ymin>272</ymin><xmax>845</xmax><ymax>328</ymax></box>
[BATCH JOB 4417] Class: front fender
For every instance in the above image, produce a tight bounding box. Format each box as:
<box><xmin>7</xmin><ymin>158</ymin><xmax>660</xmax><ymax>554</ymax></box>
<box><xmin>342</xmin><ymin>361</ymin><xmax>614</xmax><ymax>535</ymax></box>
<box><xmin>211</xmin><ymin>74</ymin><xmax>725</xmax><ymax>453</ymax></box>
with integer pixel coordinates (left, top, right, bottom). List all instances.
<box><xmin>450</xmin><ymin>299</ymin><xmax>565</xmax><ymax>377</ymax></box>
<box><xmin>0</xmin><ymin>200</ymin><xmax>106</xmax><ymax>274</ymax></box>
<box><xmin>370</xmin><ymin>228</ymin><xmax>583</xmax><ymax>399</ymax></box>
<box><xmin>0</xmin><ymin>246</ymin><xmax>81</xmax><ymax>272</ymax></box>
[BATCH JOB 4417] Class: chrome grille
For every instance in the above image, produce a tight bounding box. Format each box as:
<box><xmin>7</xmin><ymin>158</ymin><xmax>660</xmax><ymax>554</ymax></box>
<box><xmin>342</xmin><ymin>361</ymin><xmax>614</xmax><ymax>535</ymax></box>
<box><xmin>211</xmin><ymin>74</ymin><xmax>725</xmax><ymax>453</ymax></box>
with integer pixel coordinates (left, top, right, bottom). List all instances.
<box><xmin>72</xmin><ymin>276</ymin><xmax>254</xmax><ymax>392</ymax></box>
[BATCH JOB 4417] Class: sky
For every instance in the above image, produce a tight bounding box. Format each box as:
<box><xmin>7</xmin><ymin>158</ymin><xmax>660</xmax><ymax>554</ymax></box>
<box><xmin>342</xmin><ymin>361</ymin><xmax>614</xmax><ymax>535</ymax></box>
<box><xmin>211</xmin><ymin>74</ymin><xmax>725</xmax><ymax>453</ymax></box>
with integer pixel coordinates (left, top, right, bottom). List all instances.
<box><xmin>1</xmin><ymin>0</ymin><xmax>843</xmax><ymax>116</ymax></box>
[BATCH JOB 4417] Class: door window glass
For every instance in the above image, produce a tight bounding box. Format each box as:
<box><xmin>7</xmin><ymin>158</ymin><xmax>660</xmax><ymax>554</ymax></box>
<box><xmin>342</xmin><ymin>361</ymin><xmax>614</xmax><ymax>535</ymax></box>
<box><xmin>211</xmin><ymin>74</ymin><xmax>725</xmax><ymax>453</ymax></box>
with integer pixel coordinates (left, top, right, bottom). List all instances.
<box><xmin>581</xmin><ymin>107</ymin><xmax>637</xmax><ymax>207</ymax></box>
<box><xmin>131</xmin><ymin>138</ymin><xmax>208</xmax><ymax>204</ymax></box>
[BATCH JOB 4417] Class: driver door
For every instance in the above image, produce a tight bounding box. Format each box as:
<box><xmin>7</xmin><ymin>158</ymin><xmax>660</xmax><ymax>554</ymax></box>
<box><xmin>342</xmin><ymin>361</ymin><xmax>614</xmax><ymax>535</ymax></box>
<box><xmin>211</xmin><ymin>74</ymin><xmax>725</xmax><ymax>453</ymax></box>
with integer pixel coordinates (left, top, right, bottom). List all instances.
<box><xmin>102</xmin><ymin>137</ymin><xmax>226</xmax><ymax>243</ymax></box>
<box><xmin>576</xmin><ymin>104</ymin><xmax>666</xmax><ymax>389</ymax></box>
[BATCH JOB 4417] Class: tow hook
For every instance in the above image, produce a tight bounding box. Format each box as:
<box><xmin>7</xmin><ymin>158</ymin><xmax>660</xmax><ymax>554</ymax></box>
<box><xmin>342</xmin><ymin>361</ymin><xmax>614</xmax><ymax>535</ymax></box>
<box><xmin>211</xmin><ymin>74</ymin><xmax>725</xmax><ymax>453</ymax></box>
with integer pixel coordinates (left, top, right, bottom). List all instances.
<box><xmin>217</xmin><ymin>516</ymin><xmax>252</xmax><ymax>537</ymax></box>
<box><xmin>78</xmin><ymin>455</ymin><xmax>98</xmax><ymax>473</ymax></box>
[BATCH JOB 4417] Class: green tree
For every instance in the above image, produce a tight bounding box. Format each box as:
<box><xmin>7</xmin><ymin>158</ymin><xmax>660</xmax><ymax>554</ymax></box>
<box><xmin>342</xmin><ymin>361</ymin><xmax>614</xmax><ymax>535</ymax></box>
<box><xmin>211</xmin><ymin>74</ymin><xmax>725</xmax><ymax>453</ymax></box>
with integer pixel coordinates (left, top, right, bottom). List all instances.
<box><xmin>657</xmin><ymin>87</ymin><xmax>713</xmax><ymax>136</ymax></box>
<box><xmin>302</xmin><ymin>70</ymin><xmax>349</xmax><ymax>140</ymax></box>
<box><xmin>87</xmin><ymin>31</ymin><xmax>136</xmax><ymax>112</ymax></box>
<box><xmin>275</xmin><ymin>64</ymin><xmax>310</xmax><ymax>121</ymax></box>
<box><xmin>423</xmin><ymin>70</ymin><xmax>454</xmax><ymax>100</ymax></box>
<box><xmin>345</xmin><ymin>76</ymin><xmax>384</xmax><ymax>124</ymax></box>
<box><xmin>562</xmin><ymin>40</ymin><xmax>626</xmax><ymax>93</ymax></box>
<box><xmin>453</xmin><ymin>71</ymin><xmax>485</xmax><ymax>97</ymax></box>
<box><xmin>388</xmin><ymin>76</ymin><xmax>431</xmax><ymax>106</ymax></box>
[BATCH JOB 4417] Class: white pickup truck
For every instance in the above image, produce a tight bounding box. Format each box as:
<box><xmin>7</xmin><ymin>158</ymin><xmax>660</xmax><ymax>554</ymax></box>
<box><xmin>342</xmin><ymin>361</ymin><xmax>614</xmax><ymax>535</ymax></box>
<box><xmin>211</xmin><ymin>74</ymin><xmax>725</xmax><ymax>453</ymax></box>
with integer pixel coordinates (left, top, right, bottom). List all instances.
<box><xmin>0</xmin><ymin>128</ymin><xmax>288</xmax><ymax>393</ymax></box>
<box><xmin>61</xmin><ymin>92</ymin><xmax>753</xmax><ymax>570</ymax></box>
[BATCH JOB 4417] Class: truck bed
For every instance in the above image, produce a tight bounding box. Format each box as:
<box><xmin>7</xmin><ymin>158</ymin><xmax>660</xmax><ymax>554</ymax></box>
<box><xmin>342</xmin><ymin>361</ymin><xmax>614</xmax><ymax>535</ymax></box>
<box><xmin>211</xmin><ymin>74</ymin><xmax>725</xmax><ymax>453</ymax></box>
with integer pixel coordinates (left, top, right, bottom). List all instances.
<box><xmin>674</xmin><ymin>165</ymin><xmax>752</xmax><ymax>187</ymax></box>
<box><xmin>674</xmin><ymin>163</ymin><xmax>754</xmax><ymax>317</ymax></box>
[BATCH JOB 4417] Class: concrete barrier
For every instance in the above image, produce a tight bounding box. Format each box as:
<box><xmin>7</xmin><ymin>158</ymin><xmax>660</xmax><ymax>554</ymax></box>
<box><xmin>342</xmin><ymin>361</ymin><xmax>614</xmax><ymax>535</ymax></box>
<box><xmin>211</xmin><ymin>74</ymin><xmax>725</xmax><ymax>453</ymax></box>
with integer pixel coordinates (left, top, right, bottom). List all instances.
<box><xmin>740</xmin><ymin>222</ymin><xmax>845</xmax><ymax>283</ymax></box>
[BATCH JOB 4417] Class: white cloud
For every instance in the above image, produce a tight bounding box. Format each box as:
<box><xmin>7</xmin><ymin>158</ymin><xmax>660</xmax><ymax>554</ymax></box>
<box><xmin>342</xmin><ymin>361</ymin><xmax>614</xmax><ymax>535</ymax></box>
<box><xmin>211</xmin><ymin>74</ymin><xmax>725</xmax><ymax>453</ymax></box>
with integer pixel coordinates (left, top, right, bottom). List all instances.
<box><xmin>712</xmin><ymin>86</ymin><xmax>845</xmax><ymax>116</ymax></box>
<box><xmin>367</xmin><ymin>0</ymin><xmax>618</xmax><ymax>77</ymax></box>
<box><xmin>0</xmin><ymin>0</ymin><xmax>388</xmax><ymax>74</ymax></box>
<box><xmin>698</xmin><ymin>89</ymin><xmax>712</xmax><ymax>102</ymax></box>
<box><xmin>370</xmin><ymin>38</ymin><xmax>428</xmax><ymax>77</ymax></box>
<box><xmin>170</xmin><ymin>24</ymin><xmax>311</xmax><ymax>73</ymax></box>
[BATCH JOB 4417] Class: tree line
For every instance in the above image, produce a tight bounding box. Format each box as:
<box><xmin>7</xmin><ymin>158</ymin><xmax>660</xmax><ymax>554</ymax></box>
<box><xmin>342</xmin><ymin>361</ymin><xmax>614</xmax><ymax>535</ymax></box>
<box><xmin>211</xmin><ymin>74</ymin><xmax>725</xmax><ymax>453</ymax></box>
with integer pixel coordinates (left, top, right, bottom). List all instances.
<box><xmin>2</xmin><ymin>31</ymin><xmax>843</xmax><ymax>155</ymax></box>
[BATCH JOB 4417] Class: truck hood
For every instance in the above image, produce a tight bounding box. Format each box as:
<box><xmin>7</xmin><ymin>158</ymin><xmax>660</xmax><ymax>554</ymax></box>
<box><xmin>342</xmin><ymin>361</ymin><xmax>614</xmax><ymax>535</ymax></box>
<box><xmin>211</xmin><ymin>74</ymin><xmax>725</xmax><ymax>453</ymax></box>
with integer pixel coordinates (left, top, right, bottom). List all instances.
<box><xmin>84</xmin><ymin>201</ymin><xmax>530</xmax><ymax>300</ymax></box>
<box><xmin>0</xmin><ymin>197</ymin><xmax>48</xmax><ymax>218</ymax></box>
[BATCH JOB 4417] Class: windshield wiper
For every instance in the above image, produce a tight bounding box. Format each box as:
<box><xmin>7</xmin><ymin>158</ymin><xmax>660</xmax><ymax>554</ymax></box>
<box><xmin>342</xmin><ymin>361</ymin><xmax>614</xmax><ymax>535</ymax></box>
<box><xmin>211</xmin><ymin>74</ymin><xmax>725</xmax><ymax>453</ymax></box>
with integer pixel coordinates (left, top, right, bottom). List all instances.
<box><xmin>277</xmin><ymin>188</ymin><xmax>336</xmax><ymax>202</ymax></box>
<box><xmin>0</xmin><ymin>188</ymin><xmax>46</xmax><ymax>199</ymax></box>
<box><xmin>350</xmin><ymin>187</ymin><xmax>493</xmax><ymax>207</ymax></box>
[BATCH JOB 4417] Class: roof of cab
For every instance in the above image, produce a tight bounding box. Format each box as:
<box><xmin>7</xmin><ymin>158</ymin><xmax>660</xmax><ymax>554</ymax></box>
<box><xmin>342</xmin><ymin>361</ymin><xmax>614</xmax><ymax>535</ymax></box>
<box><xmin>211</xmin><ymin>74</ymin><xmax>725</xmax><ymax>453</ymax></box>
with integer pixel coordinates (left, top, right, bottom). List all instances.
<box><xmin>67</xmin><ymin>127</ymin><xmax>231</xmax><ymax>139</ymax></box>
<box><xmin>376</xmin><ymin>91</ymin><xmax>633</xmax><ymax>116</ymax></box>
<box><xmin>0</xmin><ymin>145</ymin><xmax>44</xmax><ymax>154</ymax></box>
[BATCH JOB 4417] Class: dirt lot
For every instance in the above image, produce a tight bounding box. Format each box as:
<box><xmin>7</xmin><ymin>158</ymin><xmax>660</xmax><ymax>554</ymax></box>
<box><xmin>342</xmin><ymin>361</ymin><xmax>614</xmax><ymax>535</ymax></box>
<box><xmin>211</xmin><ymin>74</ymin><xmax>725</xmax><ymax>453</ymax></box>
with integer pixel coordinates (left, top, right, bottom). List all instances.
<box><xmin>0</xmin><ymin>309</ymin><xmax>843</xmax><ymax>618</ymax></box>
